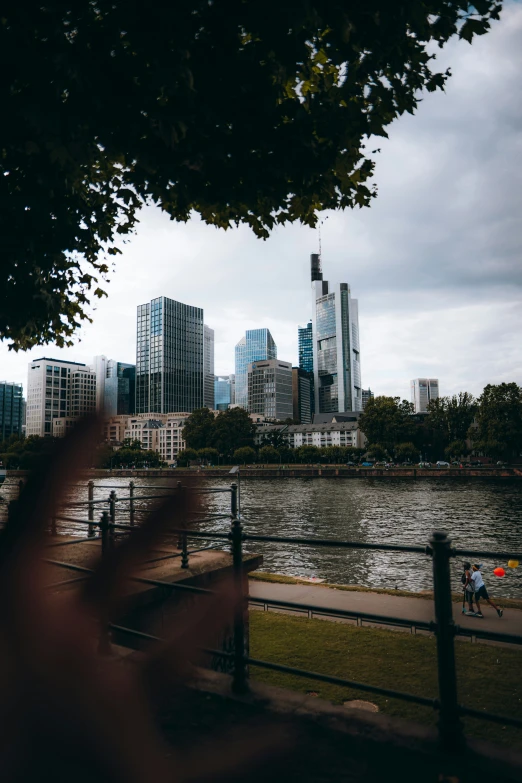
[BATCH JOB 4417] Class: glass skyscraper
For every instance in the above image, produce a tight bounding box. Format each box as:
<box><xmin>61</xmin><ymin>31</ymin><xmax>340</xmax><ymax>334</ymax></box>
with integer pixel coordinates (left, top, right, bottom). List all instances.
<box><xmin>311</xmin><ymin>254</ymin><xmax>362</xmax><ymax>413</ymax></box>
<box><xmin>136</xmin><ymin>297</ymin><xmax>204</xmax><ymax>414</ymax></box>
<box><xmin>234</xmin><ymin>329</ymin><xmax>277</xmax><ymax>409</ymax></box>
<box><xmin>298</xmin><ymin>322</ymin><xmax>313</xmax><ymax>373</ymax></box>
<box><xmin>298</xmin><ymin>321</ymin><xmax>314</xmax><ymax>418</ymax></box>
<box><xmin>214</xmin><ymin>375</ymin><xmax>234</xmax><ymax>411</ymax></box>
<box><xmin>0</xmin><ymin>381</ymin><xmax>23</xmax><ymax>439</ymax></box>
<box><xmin>104</xmin><ymin>361</ymin><xmax>136</xmax><ymax>417</ymax></box>
<box><xmin>203</xmin><ymin>325</ymin><xmax>215</xmax><ymax>409</ymax></box>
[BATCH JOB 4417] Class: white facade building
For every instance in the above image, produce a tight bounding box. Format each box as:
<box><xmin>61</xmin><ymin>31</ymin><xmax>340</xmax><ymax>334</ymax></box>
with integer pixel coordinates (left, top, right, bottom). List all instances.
<box><xmin>256</xmin><ymin>420</ymin><xmax>366</xmax><ymax>450</ymax></box>
<box><xmin>26</xmin><ymin>357</ymin><xmax>96</xmax><ymax>437</ymax></box>
<box><xmin>103</xmin><ymin>411</ymin><xmax>190</xmax><ymax>464</ymax></box>
<box><xmin>410</xmin><ymin>378</ymin><xmax>439</xmax><ymax>413</ymax></box>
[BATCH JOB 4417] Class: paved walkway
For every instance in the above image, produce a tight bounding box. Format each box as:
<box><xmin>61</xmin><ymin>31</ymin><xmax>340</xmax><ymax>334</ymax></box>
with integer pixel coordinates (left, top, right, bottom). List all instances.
<box><xmin>249</xmin><ymin>580</ymin><xmax>522</xmax><ymax>641</ymax></box>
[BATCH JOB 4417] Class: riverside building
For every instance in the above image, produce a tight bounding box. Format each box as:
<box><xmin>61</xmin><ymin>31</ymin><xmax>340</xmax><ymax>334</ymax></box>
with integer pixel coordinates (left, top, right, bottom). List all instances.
<box><xmin>311</xmin><ymin>254</ymin><xmax>362</xmax><ymax>414</ymax></box>
<box><xmin>256</xmin><ymin>419</ymin><xmax>366</xmax><ymax>450</ymax></box>
<box><xmin>204</xmin><ymin>325</ymin><xmax>215</xmax><ymax>409</ymax></box>
<box><xmin>234</xmin><ymin>328</ymin><xmax>277</xmax><ymax>409</ymax></box>
<box><xmin>136</xmin><ymin>296</ymin><xmax>207</xmax><ymax>414</ymax></box>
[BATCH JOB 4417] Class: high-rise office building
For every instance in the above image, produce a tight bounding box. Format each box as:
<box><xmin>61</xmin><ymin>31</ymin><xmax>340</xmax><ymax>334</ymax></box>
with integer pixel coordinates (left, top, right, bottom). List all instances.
<box><xmin>298</xmin><ymin>320</ymin><xmax>315</xmax><ymax>417</ymax></box>
<box><xmin>92</xmin><ymin>355</ymin><xmax>108</xmax><ymax>413</ymax></box>
<box><xmin>361</xmin><ymin>388</ymin><xmax>374</xmax><ymax>410</ymax></box>
<box><xmin>26</xmin><ymin>358</ymin><xmax>96</xmax><ymax>437</ymax></box>
<box><xmin>0</xmin><ymin>381</ymin><xmax>23</xmax><ymax>439</ymax></box>
<box><xmin>248</xmin><ymin>359</ymin><xmax>292</xmax><ymax>421</ymax></box>
<box><xmin>204</xmin><ymin>325</ymin><xmax>215</xmax><ymax>409</ymax></box>
<box><xmin>292</xmin><ymin>367</ymin><xmax>312</xmax><ymax>424</ymax></box>
<box><xmin>214</xmin><ymin>375</ymin><xmax>235</xmax><ymax>411</ymax></box>
<box><xmin>93</xmin><ymin>355</ymin><xmax>136</xmax><ymax>416</ymax></box>
<box><xmin>411</xmin><ymin>378</ymin><xmax>439</xmax><ymax>413</ymax></box>
<box><xmin>136</xmin><ymin>297</ymin><xmax>204</xmax><ymax>414</ymax></box>
<box><xmin>105</xmin><ymin>361</ymin><xmax>136</xmax><ymax>417</ymax></box>
<box><xmin>298</xmin><ymin>322</ymin><xmax>313</xmax><ymax>373</ymax></box>
<box><xmin>311</xmin><ymin>254</ymin><xmax>362</xmax><ymax>414</ymax></box>
<box><xmin>229</xmin><ymin>373</ymin><xmax>235</xmax><ymax>405</ymax></box>
<box><xmin>234</xmin><ymin>329</ymin><xmax>277</xmax><ymax>409</ymax></box>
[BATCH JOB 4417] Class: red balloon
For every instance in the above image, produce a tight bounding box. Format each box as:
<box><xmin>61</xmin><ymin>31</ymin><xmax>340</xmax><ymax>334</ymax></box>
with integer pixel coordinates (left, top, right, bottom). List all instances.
<box><xmin>493</xmin><ymin>567</ymin><xmax>505</xmax><ymax>578</ymax></box>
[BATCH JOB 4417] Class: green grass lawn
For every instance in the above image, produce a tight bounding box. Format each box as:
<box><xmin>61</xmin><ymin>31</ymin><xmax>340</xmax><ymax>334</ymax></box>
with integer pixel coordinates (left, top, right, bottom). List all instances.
<box><xmin>250</xmin><ymin>611</ymin><xmax>522</xmax><ymax>749</ymax></box>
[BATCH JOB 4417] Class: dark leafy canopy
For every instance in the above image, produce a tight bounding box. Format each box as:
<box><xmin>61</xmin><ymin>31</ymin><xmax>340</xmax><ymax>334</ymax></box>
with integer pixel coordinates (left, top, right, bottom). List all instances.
<box><xmin>182</xmin><ymin>407</ymin><xmax>216</xmax><ymax>451</ymax></box>
<box><xmin>0</xmin><ymin>2</ymin><xmax>501</xmax><ymax>350</ymax></box>
<box><xmin>472</xmin><ymin>383</ymin><xmax>522</xmax><ymax>460</ymax></box>
<box><xmin>426</xmin><ymin>392</ymin><xmax>477</xmax><ymax>444</ymax></box>
<box><xmin>358</xmin><ymin>396</ymin><xmax>415</xmax><ymax>453</ymax></box>
<box><xmin>182</xmin><ymin>406</ymin><xmax>256</xmax><ymax>457</ymax></box>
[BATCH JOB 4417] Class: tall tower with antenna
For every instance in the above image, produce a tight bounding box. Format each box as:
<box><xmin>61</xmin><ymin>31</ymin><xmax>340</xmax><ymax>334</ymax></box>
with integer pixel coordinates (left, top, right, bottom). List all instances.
<box><xmin>310</xmin><ymin>243</ymin><xmax>362</xmax><ymax>413</ymax></box>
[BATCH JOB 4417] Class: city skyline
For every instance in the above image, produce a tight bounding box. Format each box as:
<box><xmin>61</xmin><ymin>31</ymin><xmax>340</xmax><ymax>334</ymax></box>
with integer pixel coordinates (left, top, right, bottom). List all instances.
<box><xmin>0</xmin><ymin>6</ymin><xmax>520</xmax><ymax>399</ymax></box>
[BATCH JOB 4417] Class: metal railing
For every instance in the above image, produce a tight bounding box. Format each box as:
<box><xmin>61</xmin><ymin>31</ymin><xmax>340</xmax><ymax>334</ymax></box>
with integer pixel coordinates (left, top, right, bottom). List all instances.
<box><xmin>20</xmin><ymin>479</ymin><xmax>522</xmax><ymax>751</ymax></box>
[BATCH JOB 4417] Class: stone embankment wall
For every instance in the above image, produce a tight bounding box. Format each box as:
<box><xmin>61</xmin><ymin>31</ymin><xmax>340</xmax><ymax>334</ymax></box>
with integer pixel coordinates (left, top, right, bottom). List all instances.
<box><xmin>9</xmin><ymin>466</ymin><xmax>516</xmax><ymax>479</ymax></box>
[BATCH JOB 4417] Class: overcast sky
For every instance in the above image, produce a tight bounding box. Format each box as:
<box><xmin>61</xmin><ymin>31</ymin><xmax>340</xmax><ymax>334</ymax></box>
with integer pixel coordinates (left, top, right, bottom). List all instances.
<box><xmin>1</xmin><ymin>4</ymin><xmax>522</xmax><ymax>401</ymax></box>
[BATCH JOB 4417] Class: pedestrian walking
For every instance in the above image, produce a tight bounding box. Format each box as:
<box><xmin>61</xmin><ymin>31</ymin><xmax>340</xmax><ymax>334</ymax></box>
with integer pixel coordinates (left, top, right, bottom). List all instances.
<box><xmin>471</xmin><ymin>564</ymin><xmax>503</xmax><ymax>618</ymax></box>
<box><xmin>461</xmin><ymin>561</ymin><xmax>475</xmax><ymax>614</ymax></box>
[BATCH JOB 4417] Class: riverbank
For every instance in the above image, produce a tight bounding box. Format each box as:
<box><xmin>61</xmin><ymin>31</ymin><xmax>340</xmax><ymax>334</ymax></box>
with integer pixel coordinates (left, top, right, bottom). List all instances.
<box><xmin>250</xmin><ymin>611</ymin><xmax>522</xmax><ymax>750</ymax></box>
<box><xmin>6</xmin><ymin>465</ymin><xmax>522</xmax><ymax>480</ymax></box>
<box><xmin>249</xmin><ymin>572</ymin><xmax>522</xmax><ymax>610</ymax></box>
<box><xmin>249</xmin><ymin>577</ymin><xmax>522</xmax><ymax>633</ymax></box>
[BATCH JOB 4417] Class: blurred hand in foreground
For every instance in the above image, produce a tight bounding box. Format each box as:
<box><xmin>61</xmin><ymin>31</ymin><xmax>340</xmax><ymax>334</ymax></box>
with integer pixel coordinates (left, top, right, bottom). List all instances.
<box><xmin>0</xmin><ymin>419</ymin><xmax>285</xmax><ymax>782</ymax></box>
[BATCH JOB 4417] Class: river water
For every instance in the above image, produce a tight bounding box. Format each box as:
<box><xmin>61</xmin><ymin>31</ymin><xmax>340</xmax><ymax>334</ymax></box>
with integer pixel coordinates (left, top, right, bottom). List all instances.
<box><xmin>1</xmin><ymin>476</ymin><xmax>521</xmax><ymax>597</ymax></box>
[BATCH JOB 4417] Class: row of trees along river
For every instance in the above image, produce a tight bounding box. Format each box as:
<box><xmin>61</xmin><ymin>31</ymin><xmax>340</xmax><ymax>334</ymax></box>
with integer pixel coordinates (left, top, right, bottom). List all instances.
<box><xmin>1</xmin><ymin>383</ymin><xmax>520</xmax><ymax>470</ymax></box>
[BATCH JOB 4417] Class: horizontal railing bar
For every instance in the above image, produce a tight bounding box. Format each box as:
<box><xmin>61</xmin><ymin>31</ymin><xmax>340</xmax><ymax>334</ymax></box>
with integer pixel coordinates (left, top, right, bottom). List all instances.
<box><xmin>453</xmin><ymin>547</ymin><xmax>522</xmax><ymax>560</ymax></box>
<box><xmin>44</xmin><ymin>536</ymin><xmax>101</xmax><ymax>548</ymax></box>
<box><xmin>46</xmin><ymin>576</ymin><xmax>90</xmax><ymax>588</ymax></box>
<box><xmin>249</xmin><ymin>595</ymin><xmax>434</xmax><ymax>631</ymax></box>
<box><xmin>458</xmin><ymin>705</ymin><xmax>522</xmax><ymax>729</ymax></box>
<box><xmin>243</xmin><ymin>533</ymin><xmax>429</xmax><ymax>554</ymax></box>
<box><xmin>455</xmin><ymin>626</ymin><xmax>522</xmax><ymax>646</ymax></box>
<box><xmin>45</xmin><ymin>559</ymin><xmax>92</xmax><ymax>574</ymax></box>
<box><xmin>245</xmin><ymin>657</ymin><xmax>437</xmax><ymax>708</ymax></box>
<box><xmin>109</xmin><ymin>624</ymin><xmax>161</xmax><ymax>643</ymax></box>
<box><xmin>44</xmin><ymin>558</ymin><xmax>216</xmax><ymax>596</ymax></box>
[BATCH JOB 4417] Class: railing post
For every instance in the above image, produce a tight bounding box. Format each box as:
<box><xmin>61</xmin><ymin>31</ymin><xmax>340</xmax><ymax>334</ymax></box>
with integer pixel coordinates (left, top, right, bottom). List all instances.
<box><xmin>109</xmin><ymin>490</ymin><xmax>117</xmax><ymax>551</ymax></box>
<box><xmin>100</xmin><ymin>510</ymin><xmax>109</xmax><ymax>559</ymax></box>
<box><xmin>176</xmin><ymin>481</ymin><xmax>183</xmax><ymax>549</ymax></box>
<box><xmin>87</xmin><ymin>480</ymin><xmax>95</xmax><ymax>538</ymax></box>
<box><xmin>98</xmin><ymin>510</ymin><xmax>111</xmax><ymax>654</ymax></box>
<box><xmin>181</xmin><ymin>531</ymin><xmax>189</xmax><ymax>568</ymax></box>
<box><xmin>129</xmin><ymin>480</ymin><xmax>135</xmax><ymax>527</ymax></box>
<box><xmin>230</xmin><ymin>482</ymin><xmax>248</xmax><ymax>693</ymax></box>
<box><xmin>430</xmin><ymin>530</ymin><xmax>464</xmax><ymax>751</ymax></box>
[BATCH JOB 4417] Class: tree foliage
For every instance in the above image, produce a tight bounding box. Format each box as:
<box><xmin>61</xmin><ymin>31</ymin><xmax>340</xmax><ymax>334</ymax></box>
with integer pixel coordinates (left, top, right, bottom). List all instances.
<box><xmin>0</xmin><ymin>1</ymin><xmax>501</xmax><ymax>349</ymax></box>
<box><xmin>426</xmin><ymin>393</ymin><xmax>477</xmax><ymax>445</ymax></box>
<box><xmin>394</xmin><ymin>442</ymin><xmax>419</xmax><ymax>463</ymax></box>
<box><xmin>472</xmin><ymin>383</ymin><xmax>522</xmax><ymax>460</ymax></box>
<box><xmin>182</xmin><ymin>408</ymin><xmax>216</xmax><ymax>451</ymax></box>
<box><xmin>233</xmin><ymin>446</ymin><xmax>257</xmax><ymax>465</ymax></box>
<box><xmin>211</xmin><ymin>408</ymin><xmax>256</xmax><ymax>457</ymax></box>
<box><xmin>358</xmin><ymin>396</ymin><xmax>415</xmax><ymax>453</ymax></box>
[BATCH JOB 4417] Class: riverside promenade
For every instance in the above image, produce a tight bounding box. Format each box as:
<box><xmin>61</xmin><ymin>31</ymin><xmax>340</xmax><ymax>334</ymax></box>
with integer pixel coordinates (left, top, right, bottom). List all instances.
<box><xmin>249</xmin><ymin>579</ymin><xmax>522</xmax><ymax>643</ymax></box>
